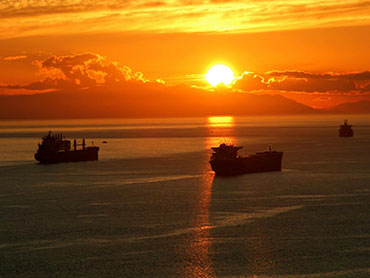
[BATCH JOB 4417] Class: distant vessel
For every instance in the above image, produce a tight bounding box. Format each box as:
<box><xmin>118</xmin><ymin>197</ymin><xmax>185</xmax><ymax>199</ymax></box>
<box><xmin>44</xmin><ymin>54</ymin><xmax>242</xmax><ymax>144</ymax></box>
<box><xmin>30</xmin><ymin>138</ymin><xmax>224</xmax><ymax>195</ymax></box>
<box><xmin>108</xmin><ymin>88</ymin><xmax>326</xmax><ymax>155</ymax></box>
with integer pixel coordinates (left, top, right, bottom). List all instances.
<box><xmin>209</xmin><ymin>143</ymin><xmax>283</xmax><ymax>176</ymax></box>
<box><xmin>34</xmin><ymin>132</ymin><xmax>99</xmax><ymax>164</ymax></box>
<box><xmin>339</xmin><ymin>120</ymin><xmax>353</xmax><ymax>137</ymax></box>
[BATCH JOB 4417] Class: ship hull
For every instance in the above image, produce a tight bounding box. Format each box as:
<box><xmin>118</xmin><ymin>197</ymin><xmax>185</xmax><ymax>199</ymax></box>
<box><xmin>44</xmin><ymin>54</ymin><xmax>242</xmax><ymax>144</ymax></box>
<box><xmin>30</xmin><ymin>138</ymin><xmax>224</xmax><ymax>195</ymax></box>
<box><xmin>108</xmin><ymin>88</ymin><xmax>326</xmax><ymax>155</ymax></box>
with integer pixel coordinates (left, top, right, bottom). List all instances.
<box><xmin>210</xmin><ymin>151</ymin><xmax>283</xmax><ymax>176</ymax></box>
<box><xmin>34</xmin><ymin>147</ymin><xmax>99</xmax><ymax>164</ymax></box>
<box><xmin>339</xmin><ymin>130</ymin><xmax>353</xmax><ymax>137</ymax></box>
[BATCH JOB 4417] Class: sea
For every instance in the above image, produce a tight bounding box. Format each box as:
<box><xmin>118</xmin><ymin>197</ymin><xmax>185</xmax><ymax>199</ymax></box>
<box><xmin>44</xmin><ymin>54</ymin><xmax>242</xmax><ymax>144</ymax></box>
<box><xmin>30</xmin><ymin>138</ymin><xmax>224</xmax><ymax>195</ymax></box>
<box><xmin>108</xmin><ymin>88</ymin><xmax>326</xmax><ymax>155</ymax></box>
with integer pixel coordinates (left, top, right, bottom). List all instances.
<box><xmin>0</xmin><ymin>115</ymin><xmax>369</xmax><ymax>278</ymax></box>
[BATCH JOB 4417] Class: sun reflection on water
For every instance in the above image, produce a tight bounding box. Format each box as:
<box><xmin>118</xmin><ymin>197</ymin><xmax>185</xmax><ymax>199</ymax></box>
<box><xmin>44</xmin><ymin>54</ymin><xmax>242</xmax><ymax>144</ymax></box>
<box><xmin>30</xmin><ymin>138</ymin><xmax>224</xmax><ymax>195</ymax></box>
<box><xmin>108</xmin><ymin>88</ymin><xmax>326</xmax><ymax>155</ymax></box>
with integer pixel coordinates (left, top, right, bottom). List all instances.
<box><xmin>185</xmin><ymin>172</ymin><xmax>215</xmax><ymax>278</ymax></box>
<box><xmin>207</xmin><ymin>116</ymin><xmax>234</xmax><ymax>127</ymax></box>
<box><xmin>184</xmin><ymin>116</ymin><xmax>235</xmax><ymax>277</ymax></box>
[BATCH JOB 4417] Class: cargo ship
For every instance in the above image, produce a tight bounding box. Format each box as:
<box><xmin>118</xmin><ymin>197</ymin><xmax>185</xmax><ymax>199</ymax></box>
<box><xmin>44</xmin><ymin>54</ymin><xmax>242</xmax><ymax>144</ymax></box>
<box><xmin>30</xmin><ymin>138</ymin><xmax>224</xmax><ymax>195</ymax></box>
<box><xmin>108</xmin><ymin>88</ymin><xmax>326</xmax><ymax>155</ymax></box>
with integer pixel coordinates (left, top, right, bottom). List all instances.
<box><xmin>339</xmin><ymin>120</ymin><xmax>353</xmax><ymax>137</ymax></box>
<box><xmin>34</xmin><ymin>132</ymin><xmax>99</xmax><ymax>164</ymax></box>
<box><xmin>209</xmin><ymin>143</ymin><xmax>283</xmax><ymax>176</ymax></box>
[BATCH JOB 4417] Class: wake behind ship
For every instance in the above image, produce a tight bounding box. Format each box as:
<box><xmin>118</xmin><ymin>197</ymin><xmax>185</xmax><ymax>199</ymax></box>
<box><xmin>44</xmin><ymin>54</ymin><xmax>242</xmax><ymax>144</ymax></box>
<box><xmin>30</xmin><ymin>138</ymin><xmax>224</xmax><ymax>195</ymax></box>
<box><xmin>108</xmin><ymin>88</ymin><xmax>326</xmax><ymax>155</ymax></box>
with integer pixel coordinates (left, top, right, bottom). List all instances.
<box><xmin>210</xmin><ymin>143</ymin><xmax>283</xmax><ymax>176</ymax></box>
<box><xmin>35</xmin><ymin>132</ymin><xmax>99</xmax><ymax>164</ymax></box>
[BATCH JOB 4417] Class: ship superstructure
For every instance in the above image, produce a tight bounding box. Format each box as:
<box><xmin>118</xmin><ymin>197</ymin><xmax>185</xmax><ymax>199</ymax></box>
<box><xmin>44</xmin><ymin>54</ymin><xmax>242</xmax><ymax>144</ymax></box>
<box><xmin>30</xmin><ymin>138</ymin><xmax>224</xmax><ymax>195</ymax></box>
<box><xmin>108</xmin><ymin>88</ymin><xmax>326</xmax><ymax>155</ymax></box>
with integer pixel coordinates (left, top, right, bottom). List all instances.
<box><xmin>34</xmin><ymin>132</ymin><xmax>99</xmax><ymax>164</ymax></box>
<box><xmin>209</xmin><ymin>143</ymin><xmax>283</xmax><ymax>176</ymax></box>
<box><xmin>339</xmin><ymin>120</ymin><xmax>353</xmax><ymax>137</ymax></box>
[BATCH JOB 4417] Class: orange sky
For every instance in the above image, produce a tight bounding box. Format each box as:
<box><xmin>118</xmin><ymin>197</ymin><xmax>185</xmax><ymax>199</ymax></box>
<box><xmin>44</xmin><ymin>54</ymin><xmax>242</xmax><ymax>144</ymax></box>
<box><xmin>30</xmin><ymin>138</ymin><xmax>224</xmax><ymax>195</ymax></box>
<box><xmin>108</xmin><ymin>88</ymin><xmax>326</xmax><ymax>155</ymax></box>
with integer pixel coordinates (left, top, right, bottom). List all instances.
<box><xmin>1</xmin><ymin>1</ymin><xmax>370</xmax><ymax>111</ymax></box>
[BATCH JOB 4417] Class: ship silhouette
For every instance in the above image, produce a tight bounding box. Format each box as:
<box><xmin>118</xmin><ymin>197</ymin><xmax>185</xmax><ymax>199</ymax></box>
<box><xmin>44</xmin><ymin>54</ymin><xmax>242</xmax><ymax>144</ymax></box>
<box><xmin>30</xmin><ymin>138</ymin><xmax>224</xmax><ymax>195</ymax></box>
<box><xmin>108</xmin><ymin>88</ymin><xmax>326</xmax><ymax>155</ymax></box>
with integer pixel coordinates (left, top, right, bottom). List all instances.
<box><xmin>339</xmin><ymin>120</ymin><xmax>353</xmax><ymax>137</ymax></box>
<box><xmin>209</xmin><ymin>143</ymin><xmax>283</xmax><ymax>176</ymax></box>
<box><xmin>34</xmin><ymin>131</ymin><xmax>99</xmax><ymax>164</ymax></box>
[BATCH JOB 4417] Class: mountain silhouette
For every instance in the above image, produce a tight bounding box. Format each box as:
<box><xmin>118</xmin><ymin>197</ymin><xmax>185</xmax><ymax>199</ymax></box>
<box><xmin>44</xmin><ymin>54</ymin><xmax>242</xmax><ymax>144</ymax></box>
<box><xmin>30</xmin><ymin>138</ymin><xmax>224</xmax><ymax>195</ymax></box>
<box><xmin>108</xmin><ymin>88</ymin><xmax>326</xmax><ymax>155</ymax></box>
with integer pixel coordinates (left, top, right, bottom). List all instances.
<box><xmin>0</xmin><ymin>90</ymin><xmax>317</xmax><ymax>119</ymax></box>
<box><xmin>328</xmin><ymin>100</ymin><xmax>370</xmax><ymax>113</ymax></box>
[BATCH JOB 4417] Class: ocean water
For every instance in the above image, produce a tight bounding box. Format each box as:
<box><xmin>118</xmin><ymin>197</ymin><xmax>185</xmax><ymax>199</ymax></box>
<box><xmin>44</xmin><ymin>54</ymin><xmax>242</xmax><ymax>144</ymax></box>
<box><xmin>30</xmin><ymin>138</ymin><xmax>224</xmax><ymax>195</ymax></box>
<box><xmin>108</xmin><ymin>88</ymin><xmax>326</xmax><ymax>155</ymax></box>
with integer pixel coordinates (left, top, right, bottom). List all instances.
<box><xmin>0</xmin><ymin>115</ymin><xmax>369</xmax><ymax>278</ymax></box>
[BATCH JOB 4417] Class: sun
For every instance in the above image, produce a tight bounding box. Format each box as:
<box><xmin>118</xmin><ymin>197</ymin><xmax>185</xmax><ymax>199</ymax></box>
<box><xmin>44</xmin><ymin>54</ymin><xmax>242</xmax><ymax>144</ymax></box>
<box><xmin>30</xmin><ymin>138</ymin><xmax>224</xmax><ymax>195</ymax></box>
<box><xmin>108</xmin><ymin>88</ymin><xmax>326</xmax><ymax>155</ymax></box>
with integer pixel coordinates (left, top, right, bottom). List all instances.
<box><xmin>205</xmin><ymin>65</ymin><xmax>234</xmax><ymax>87</ymax></box>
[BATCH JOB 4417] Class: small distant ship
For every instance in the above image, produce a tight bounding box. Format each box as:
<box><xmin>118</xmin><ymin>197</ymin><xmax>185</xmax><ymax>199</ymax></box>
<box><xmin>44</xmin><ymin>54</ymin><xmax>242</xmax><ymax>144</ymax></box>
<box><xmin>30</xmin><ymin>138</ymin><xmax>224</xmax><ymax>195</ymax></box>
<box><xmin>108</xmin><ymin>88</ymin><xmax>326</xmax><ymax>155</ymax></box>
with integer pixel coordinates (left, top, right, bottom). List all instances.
<box><xmin>34</xmin><ymin>132</ymin><xmax>99</xmax><ymax>164</ymax></box>
<box><xmin>339</xmin><ymin>120</ymin><xmax>353</xmax><ymax>137</ymax></box>
<box><xmin>209</xmin><ymin>143</ymin><xmax>283</xmax><ymax>176</ymax></box>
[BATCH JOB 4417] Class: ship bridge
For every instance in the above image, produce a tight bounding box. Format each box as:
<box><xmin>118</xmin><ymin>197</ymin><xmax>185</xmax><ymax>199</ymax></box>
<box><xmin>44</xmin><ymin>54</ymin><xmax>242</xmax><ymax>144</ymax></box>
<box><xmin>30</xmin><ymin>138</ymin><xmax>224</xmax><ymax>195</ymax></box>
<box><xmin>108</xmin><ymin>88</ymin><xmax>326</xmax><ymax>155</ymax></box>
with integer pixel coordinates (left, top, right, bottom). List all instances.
<box><xmin>211</xmin><ymin>143</ymin><xmax>242</xmax><ymax>160</ymax></box>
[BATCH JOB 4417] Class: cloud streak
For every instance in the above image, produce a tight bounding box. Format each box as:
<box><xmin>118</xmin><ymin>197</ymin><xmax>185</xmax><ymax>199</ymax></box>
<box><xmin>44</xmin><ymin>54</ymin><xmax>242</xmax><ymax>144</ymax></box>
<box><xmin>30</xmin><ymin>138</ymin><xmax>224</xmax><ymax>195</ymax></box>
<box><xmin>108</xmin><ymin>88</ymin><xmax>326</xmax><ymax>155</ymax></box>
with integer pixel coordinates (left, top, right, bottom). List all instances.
<box><xmin>3</xmin><ymin>55</ymin><xmax>27</xmax><ymax>61</ymax></box>
<box><xmin>1</xmin><ymin>1</ymin><xmax>370</xmax><ymax>38</ymax></box>
<box><xmin>234</xmin><ymin>70</ymin><xmax>370</xmax><ymax>94</ymax></box>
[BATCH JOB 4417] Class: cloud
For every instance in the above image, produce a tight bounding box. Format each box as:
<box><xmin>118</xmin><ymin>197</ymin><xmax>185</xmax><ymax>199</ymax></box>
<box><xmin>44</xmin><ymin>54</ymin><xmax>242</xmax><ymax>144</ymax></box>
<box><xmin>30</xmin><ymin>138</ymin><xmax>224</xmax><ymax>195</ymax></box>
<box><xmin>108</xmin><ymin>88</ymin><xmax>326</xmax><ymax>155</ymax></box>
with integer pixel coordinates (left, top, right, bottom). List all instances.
<box><xmin>2</xmin><ymin>53</ymin><xmax>147</xmax><ymax>91</ymax></box>
<box><xmin>234</xmin><ymin>70</ymin><xmax>370</xmax><ymax>93</ymax></box>
<box><xmin>1</xmin><ymin>1</ymin><xmax>370</xmax><ymax>38</ymax></box>
<box><xmin>314</xmin><ymin>96</ymin><xmax>331</xmax><ymax>102</ymax></box>
<box><xmin>3</xmin><ymin>55</ymin><xmax>27</xmax><ymax>61</ymax></box>
<box><xmin>267</xmin><ymin>70</ymin><xmax>370</xmax><ymax>81</ymax></box>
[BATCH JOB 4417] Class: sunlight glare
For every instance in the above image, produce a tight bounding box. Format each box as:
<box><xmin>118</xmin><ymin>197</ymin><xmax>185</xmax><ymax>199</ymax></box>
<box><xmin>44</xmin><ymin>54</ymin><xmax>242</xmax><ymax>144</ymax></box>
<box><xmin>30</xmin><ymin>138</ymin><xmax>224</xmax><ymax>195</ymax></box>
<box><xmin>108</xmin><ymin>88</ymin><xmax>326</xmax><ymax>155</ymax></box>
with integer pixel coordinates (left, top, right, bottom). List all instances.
<box><xmin>205</xmin><ymin>65</ymin><xmax>234</xmax><ymax>86</ymax></box>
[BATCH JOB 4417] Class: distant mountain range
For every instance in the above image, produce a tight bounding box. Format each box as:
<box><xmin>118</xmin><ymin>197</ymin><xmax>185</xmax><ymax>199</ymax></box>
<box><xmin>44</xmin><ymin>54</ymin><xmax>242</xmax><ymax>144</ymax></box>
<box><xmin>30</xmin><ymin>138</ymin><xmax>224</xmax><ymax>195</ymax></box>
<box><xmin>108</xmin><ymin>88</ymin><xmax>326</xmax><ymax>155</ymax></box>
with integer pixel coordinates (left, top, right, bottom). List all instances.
<box><xmin>327</xmin><ymin>100</ymin><xmax>370</xmax><ymax>113</ymax></box>
<box><xmin>0</xmin><ymin>89</ymin><xmax>317</xmax><ymax>119</ymax></box>
<box><xmin>0</xmin><ymin>90</ymin><xmax>369</xmax><ymax>119</ymax></box>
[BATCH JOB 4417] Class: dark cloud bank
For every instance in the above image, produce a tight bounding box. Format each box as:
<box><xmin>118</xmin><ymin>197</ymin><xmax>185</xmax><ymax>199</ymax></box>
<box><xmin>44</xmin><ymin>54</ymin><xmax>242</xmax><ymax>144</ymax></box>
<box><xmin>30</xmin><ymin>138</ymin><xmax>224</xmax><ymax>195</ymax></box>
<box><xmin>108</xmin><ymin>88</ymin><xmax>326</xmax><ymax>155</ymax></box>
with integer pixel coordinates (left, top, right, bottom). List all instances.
<box><xmin>0</xmin><ymin>53</ymin><xmax>369</xmax><ymax>119</ymax></box>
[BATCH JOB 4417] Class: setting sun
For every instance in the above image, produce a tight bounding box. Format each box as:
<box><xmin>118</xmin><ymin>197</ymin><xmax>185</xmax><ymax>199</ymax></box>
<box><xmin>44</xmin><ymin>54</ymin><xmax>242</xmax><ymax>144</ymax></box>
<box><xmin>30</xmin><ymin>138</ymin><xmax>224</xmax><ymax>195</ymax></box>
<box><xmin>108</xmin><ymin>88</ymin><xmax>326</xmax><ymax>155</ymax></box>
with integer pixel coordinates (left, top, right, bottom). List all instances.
<box><xmin>205</xmin><ymin>65</ymin><xmax>234</xmax><ymax>87</ymax></box>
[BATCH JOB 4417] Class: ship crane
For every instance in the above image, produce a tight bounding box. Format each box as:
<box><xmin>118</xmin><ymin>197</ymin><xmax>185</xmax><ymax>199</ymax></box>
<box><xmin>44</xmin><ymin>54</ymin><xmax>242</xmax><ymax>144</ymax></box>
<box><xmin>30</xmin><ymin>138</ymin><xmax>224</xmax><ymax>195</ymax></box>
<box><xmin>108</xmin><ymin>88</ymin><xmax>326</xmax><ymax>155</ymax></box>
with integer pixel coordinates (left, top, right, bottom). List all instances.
<box><xmin>73</xmin><ymin>139</ymin><xmax>86</xmax><ymax>150</ymax></box>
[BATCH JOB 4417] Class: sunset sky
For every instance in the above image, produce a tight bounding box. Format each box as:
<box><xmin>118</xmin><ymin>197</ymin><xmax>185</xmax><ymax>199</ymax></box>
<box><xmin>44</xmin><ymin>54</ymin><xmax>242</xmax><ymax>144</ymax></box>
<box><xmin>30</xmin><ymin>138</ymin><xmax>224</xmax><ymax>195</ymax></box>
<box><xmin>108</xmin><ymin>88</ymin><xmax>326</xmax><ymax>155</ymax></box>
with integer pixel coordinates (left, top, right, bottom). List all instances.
<box><xmin>1</xmin><ymin>0</ymin><xmax>370</xmax><ymax>114</ymax></box>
